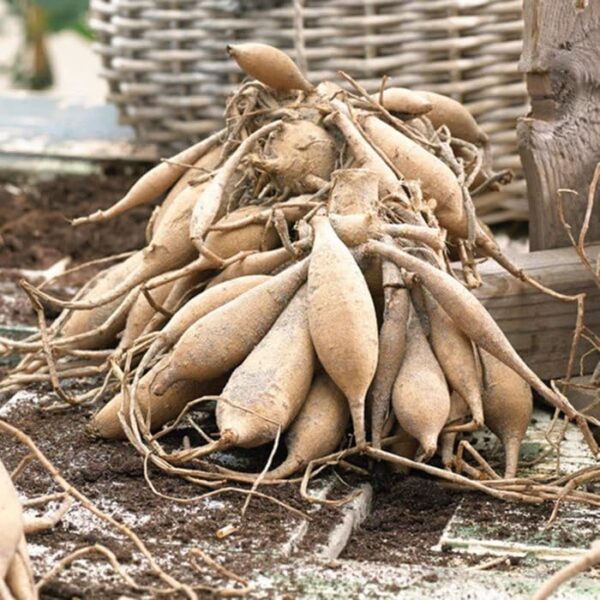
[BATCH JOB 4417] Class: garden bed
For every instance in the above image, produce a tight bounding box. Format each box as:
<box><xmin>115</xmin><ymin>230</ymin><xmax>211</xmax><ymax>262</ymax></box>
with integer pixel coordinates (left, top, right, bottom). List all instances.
<box><xmin>1</xmin><ymin>381</ymin><xmax>599</xmax><ymax>598</ymax></box>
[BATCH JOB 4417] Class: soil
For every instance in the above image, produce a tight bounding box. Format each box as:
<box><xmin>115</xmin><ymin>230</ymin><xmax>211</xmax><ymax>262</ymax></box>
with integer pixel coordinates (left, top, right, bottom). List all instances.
<box><xmin>0</xmin><ymin>383</ymin><xmax>340</xmax><ymax>599</ymax></box>
<box><xmin>0</xmin><ymin>169</ymin><xmax>150</xmax><ymax>270</ymax></box>
<box><xmin>0</xmin><ymin>379</ymin><xmax>506</xmax><ymax>599</ymax></box>
<box><xmin>0</xmin><ymin>169</ymin><xmax>152</xmax><ymax>326</ymax></box>
<box><xmin>5</xmin><ymin>377</ymin><xmax>595</xmax><ymax>599</ymax></box>
<box><xmin>342</xmin><ymin>474</ymin><xmax>462</xmax><ymax>566</ymax></box>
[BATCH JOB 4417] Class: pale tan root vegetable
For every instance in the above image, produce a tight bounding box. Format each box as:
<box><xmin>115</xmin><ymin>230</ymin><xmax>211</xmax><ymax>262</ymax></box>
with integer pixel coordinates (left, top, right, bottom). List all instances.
<box><xmin>141</xmin><ymin>270</ymin><xmax>210</xmax><ymax>337</ymax></box>
<box><xmin>358</xmin><ymin>113</ymin><xmax>467</xmax><ymax>238</ymax></box>
<box><xmin>266</xmin><ymin>372</ymin><xmax>349</xmax><ymax>477</ymax></box>
<box><xmin>329</xmin><ymin>213</ymin><xmax>377</xmax><ymax>247</ymax></box>
<box><xmin>533</xmin><ymin>540</ymin><xmax>600</xmax><ymax>600</ymax></box>
<box><xmin>189</xmin><ymin>120</ymin><xmax>283</xmax><ymax>252</ymax></box>
<box><xmin>392</xmin><ymin>306</ymin><xmax>450</xmax><ymax>458</ymax></box>
<box><xmin>423</xmin><ymin>288</ymin><xmax>484</xmax><ymax>430</ymax></box>
<box><xmin>218</xmin><ymin>372</ymin><xmax>349</xmax><ymax>481</ymax></box>
<box><xmin>370</xmin><ymin>261</ymin><xmax>410</xmax><ymax>449</ymax></box>
<box><xmin>214</xmin><ymin>285</ymin><xmax>316</xmax><ymax>450</ymax></box>
<box><xmin>117</xmin><ymin>280</ymin><xmax>175</xmax><ymax>352</ymax></box>
<box><xmin>141</xmin><ymin>275</ymin><xmax>272</xmax><ymax>372</ymax></box>
<box><xmin>48</xmin><ymin>173</ymin><xmax>218</xmax><ymax>312</ymax></box>
<box><xmin>480</xmin><ymin>350</ymin><xmax>533</xmax><ymax>479</ymax></box>
<box><xmin>353</xmin><ymin>250</ymin><xmax>383</xmax><ymax>309</ymax></box>
<box><xmin>367</xmin><ymin>241</ymin><xmax>583</xmax><ymax>428</ymax></box>
<box><xmin>145</xmin><ymin>204</ymin><xmax>282</xmax><ymax>293</ymax></box>
<box><xmin>0</xmin><ymin>460</ymin><xmax>22</xmax><ymax>579</ymax></box>
<box><xmin>71</xmin><ymin>129</ymin><xmax>223</xmax><ymax>226</ymax></box>
<box><xmin>415</xmin><ymin>91</ymin><xmax>488</xmax><ymax>144</ymax></box>
<box><xmin>325</xmin><ymin>110</ymin><xmax>398</xmax><ymax>196</ymax></box>
<box><xmin>0</xmin><ymin>460</ymin><xmax>35</xmax><ymax>600</ymax></box>
<box><xmin>206</xmin><ymin>243</ymin><xmax>308</xmax><ymax>288</ymax></box>
<box><xmin>308</xmin><ymin>215</ymin><xmax>378</xmax><ymax>447</ymax></box>
<box><xmin>388</xmin><ymin>422</ymin><xmax>420</xmax><ymax>474</ymax></box>
<box><xmin>329</xmin><ymin>168</ymin><xmax>383</xmax><ymax>309</ymax></box>
<box><xmin>315</xmin><ymin>80</ymin><xmax>343</xmax><ymax>100</ymax></box>
<box><xmin>251</xmin><ymin>120</ymin><xmax>337</xmax><ymax>193</ymax></box>
<box><xmin>67</xmin><ymin>180</ymin><xmax>279</xmax><ymax>315</ymax></box>
<box><xmin>439</xmin><ymin>392</ymin><xmax>469</xmax><ymax>468</ymax></box>
<box><xmin>151</xmin><ymin>258</ymin><xmax>309</xmax><ymax>394</ymax></box>
<box><xmin>207</xmin><ymin>194</ymin><xmax>316</xmax><ymax>234</ymax></box>
<box><xmin>404</xmin><ymin>116</ymin><xmax>433</xmax><ymax>139</ymax></box>
<box><xmin>382</xmin><ymin>223</ymin><xmax>446</xmax><ymax>253</ymax></box>
<box><xmin>328</xmin><ymin>168</ymin><xmax>380</xmax><ymax>246</ymax></box>
<box><xmin>89</xmin><ymin>356</ymin><xmax>224</xmax><ymax>440</ymax></box>
<box><xmin>227</xmin><ymin>43</ymin><xmax>313</xmax><ymax>92</ymax></box>
<box><xmin>144</xmin><ymin>145</ymin><xmax>223</xmax><ymax>243</ymax></box>
<box><xmin>58</xmin><ymin>252</ymin><xmax>144</xmax><ymax>349</ymax></box>
<box><xmin>202</xmin><ymin>205</ymin><xmax>280</xmax><ymax>259</ymax></box>
<box><xmin>152</xmin><ymin>143</ymin><xmax>224</xmax><ymax>234</ymax></box>
<box><xmin>371</xmin><ymin>87</ymin><xmax>433</xmax><ymax>116</ymax></box>
<box><xmin>4</xmin><ymin>535</ymin><xmax>36</xmax><ymax>600</ymax></box>
<box><xmin>329</xmin><ymin>169</ymin><xmax>379</xmax><ymax>217</ymax></box>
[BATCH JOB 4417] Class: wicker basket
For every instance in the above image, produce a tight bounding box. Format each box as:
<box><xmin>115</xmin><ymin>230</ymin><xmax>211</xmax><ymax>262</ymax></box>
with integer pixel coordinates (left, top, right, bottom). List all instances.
<box><xmin>90</xmin><ymin>0</ymin><xmax>529</xmax><ymax>223</ymax></box>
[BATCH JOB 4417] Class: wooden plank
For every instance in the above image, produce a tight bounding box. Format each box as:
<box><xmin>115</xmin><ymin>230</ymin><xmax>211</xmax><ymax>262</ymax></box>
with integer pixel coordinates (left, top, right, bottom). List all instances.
<box><xmin>472</xmin><ymin>243</ymin><xmax>600</xmax><ymax>379</ymax></box>
<box><xmin>517</xmin><ymin>0</ymin><xmax>600</xmax><ymax>250</ymax></box>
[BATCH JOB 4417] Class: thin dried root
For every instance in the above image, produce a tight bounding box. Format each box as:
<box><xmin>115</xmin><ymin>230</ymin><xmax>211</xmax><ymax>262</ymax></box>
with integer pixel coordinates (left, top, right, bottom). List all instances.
<box><xmin>22</xmin><ymin>283</ymin><xmax>76</xmax><ymax>406</ymax></box>
<box><xmin>39</xmin><ymin>251</ymin><xmax>135</xmax><ymax>290</ymax></box>
<box><xmin>366</xmin><ymin>446</ymin><xmax>542</xmax><ymax>503</ymax></box>
<box><xmin>24</xmin><ymin>495</ymin><xmax>73</xmax><ymax>535</ymax></box>
<box><xmin>442</xmin><ymin>419</ymin><xmax>480</xmax><ymax>434</ymax></box>
<box><xmin>533</xmin><ymin>540</ymin><xmax>600</xmax><ymax>600</ymax></box>
<box><xmin>10</xmin><ymin>453</ymin><xmax>34</xmax><ymax>481</ymax></box>
<box><xmin>36</xmin><ymin>543</ymin><xmax>168</xmax><ymax>595</ymax></box>
<box><xmin>141</xmin><ymin>458</ymin><xmax>310</xmax><ymax>521</ymax></box>
<box><xmin>455</xmin><ymin>440</ymin><xmax>501</xmax><ymax>480</ymax></box>
<box><xmin>188</xmin><ymin>548</ymin><xmax>252</xmax><ymax>597</ymax></box>
<box><xmin>3</xmin><ymin>287</ymin><xmax>136</xmax><ymax>355</ymax></box>
<box><xmin>476</xmin><ymin>231</ymin><xmax>582</xmax><ymax>303</ymax></box>
<box><xmin>22</xmin><ymin>491</ymin><xmax>67</xmax><ymax>508</ymax></box>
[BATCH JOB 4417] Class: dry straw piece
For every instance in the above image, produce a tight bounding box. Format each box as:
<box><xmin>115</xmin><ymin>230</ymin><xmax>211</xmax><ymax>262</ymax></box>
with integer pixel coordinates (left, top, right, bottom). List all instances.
<box><xmin>90</xmin><ymin>0</ymin><xmax>528</xmax><ymax>224</ymax></box>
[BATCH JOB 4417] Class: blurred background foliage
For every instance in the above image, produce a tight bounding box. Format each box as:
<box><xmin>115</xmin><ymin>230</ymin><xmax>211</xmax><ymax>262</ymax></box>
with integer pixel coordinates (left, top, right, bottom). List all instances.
<box><xmin>7</xmin><ymin>0</ymin><xmax>90</xmax><ymax>35</ymax></box>
<box><xmin>6</xmin><ymin>0</ymin><xmax>90</xmax><ymax>89</ymax></box>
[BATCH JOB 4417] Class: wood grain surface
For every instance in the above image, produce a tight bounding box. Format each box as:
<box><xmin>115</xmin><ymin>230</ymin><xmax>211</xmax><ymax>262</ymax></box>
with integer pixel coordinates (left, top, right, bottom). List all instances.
<box><xmin>518</xmin><ymin>0</ymin><xmax>600</xmax><ymax>250</ymax></box>
<box><xmin>473</xmin><ymin>243</ymin><xmax>600</xmax><ymax>379</ymax></box>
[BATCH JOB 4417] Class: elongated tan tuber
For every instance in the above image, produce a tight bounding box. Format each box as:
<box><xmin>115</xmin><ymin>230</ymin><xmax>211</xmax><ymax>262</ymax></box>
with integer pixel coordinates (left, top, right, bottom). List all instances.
<box><xmin>392</xmin><ymin>307</ymin><xmax>450</xmax><ymax>458</ymax></box>
<box><xmin>227</xmin><ymin>43</ymin><xmax>313</xmax><ymax>92</ymax></box>
<box><xmin>308</xmin><ymin>215</ymin><xmax>378</xmax><ymax>447</ymax></box>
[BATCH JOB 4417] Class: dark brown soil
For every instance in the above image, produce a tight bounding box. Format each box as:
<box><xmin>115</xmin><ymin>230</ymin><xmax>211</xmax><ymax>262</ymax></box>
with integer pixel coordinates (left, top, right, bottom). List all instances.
<box><xmin>0</xmin><ymin>383</ymin><xmax>344</xmax><ymax>599</ymax></box>
<box><xmin>341</xmin><ymin>473</ymin><xmax>462</xmax><ymax>566</ymax></box>
<box><xmin>0</xmin><ymin>169</ymin><xmax>151</xmax><ymax>270</ymax></box>
<box><xmin>0</xmin><ymin>170</ymin><xmax>152</xmax><ymax>326</ymax></box>
<box><xmin>2</xmin><ymin>378</ymin><xmax>598</xmax><ymax>597</ymax></box>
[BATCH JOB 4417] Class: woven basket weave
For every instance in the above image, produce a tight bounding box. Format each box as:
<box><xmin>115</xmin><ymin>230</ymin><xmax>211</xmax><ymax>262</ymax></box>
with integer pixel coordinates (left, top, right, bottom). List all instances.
<box><xmin>90</xmin><ymin>0</ymin><xmax>529</xmax><ymax>223</ymax></box>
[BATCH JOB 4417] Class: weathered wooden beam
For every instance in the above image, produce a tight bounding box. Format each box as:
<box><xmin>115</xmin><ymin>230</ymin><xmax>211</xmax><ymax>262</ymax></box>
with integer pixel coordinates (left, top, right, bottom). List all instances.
<box><xmin>517</xmin><ymin>0</ymin><xmax>600</xmax><ymax>251</ymax></box>
<box><xmin>472</xmin><ymin>243</ymin><xmax>600</xmax><ymax>380</ymax></box>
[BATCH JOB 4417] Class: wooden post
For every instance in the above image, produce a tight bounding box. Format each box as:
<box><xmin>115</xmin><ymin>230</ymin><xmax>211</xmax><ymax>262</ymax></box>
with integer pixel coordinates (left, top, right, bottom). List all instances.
<box><xmin>517</xmin><ymin>0</ymin><xmax>600</xmax><ymax>251</ymax></box>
